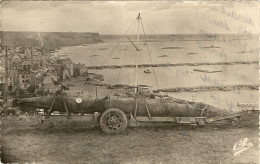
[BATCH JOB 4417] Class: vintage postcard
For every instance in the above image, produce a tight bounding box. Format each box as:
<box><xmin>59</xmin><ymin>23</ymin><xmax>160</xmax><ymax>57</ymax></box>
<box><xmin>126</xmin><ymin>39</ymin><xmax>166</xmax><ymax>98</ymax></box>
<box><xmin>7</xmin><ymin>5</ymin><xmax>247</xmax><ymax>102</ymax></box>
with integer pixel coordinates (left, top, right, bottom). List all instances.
<box><xmin>1</xmin><ymin>1</ymin><xmax>259</xmax><ymax>163</ymax></box>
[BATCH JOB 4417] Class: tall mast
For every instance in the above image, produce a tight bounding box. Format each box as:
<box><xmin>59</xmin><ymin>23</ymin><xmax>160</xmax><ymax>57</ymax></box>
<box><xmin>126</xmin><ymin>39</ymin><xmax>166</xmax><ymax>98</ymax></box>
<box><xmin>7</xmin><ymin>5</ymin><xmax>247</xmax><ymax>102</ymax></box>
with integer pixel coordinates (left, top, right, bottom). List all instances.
<box><xmin>135</xmin><ymin>13</ymin><xmax>141</xmax><ymax>93</ymax></box>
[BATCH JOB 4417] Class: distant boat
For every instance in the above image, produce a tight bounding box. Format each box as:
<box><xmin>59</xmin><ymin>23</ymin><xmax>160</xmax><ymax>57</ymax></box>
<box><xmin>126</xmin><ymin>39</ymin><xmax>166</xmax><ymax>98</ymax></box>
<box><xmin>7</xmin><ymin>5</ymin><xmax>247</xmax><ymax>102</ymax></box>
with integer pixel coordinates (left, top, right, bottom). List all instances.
<box><xmin>161</xmin><ymin>47</ymin><xmax>184</xmax><ymax>49</ymax></box>
<box><xmin>193</xmin><ymin>69</ymin><xmax>222</xmax><ymax>73</ymax></box>
<box><xmin>89</xmin><ymin>55</ymin><xmax>100</xmax><ymax>57</ymax></box>
<box><xmin>203</xmin><ymin>45</ymin><xmax>220</xmax><ymax>48</ymax></box>
<box><xmin>112</xmin><ymin>57</ymin><xmax>120</xmax><ymax>60</ymax></box>
<box><xmin>236</xmin><ymin>50</ymin><xmax>253</xmax><ymax>54</ymax></box>
<box><xmin>144</xmin><ymin>69</ymin><xmax>151</xmax><ymax>73</ymax></box>
<box><xmin>158</xmin><ymin>55</ymin><xmax>168</xmax><ymax>57</ymax></box>
<box><xmin>187</xmin><ymin>52</ymin><xmax>197</xmax><ymax>55</ymax></box>
<box><xmin>98</xmin><ymin>48</ymin><xmax>107</xmax><ymax>50</ymax></box>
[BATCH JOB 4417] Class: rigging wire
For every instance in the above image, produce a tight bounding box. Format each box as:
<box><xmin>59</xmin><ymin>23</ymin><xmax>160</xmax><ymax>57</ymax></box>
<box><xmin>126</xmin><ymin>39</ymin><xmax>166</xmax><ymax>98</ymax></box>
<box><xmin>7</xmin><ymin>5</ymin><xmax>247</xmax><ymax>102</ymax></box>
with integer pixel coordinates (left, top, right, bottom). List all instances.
<box><xmin>140</xmin><ymin>19</ymin><xmax>160</xmax><ymax>92</ymax></box>
<box><xmin>90</xmin><ymin>19</ymin><xmax>137</xmax><ymax>87</ymax></box>
<box><xmin>142</xmin><ymin>18</ymin><xmax>176</xmax><ymax>92</ymax></box>
<box><xmin>141</xmin><ymin>20</ymin><xmax>178</xmax><ymax>118</ymax></box>
<box><xmin>142</xmin><ymin>19</ymin><xmax>157</xmax><ymax>35</ymax></box>
<box><xmin>141</xmin><ymin>19</ymin><xmax>194</xmax><ymax>107</ymax></box>
<box><xmin>140</xmin><ymin>19</ymin><xmax>171</xmax><ymax>116</ymax></box>
<box><xmin>113</xmin><ymin>21</ymin><xmax>138</xmax><ymax>86</ymax></box>
<box><xmin>94</xmin><ymin>19</ymin><xmax>137</xmax><ymax>71</ymax></box>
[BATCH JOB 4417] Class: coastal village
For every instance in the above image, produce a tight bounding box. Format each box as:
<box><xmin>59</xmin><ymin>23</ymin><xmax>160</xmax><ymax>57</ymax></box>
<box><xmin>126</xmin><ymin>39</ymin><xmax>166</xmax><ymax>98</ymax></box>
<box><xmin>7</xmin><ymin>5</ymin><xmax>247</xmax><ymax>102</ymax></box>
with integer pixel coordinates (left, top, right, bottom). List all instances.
<box><xmin>0</xmin><ymin>46</ymin><xmax>88</xmax><ymax>97</ymax></box>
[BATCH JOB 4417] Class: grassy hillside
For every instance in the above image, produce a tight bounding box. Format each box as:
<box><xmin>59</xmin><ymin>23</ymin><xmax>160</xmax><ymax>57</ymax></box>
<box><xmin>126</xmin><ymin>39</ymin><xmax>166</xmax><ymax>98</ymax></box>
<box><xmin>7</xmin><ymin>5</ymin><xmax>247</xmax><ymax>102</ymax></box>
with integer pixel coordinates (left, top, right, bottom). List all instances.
<box><xmin>1</xmin><ymin>31</ymin><xmax>103</xmax><ymax>50</ymax></box>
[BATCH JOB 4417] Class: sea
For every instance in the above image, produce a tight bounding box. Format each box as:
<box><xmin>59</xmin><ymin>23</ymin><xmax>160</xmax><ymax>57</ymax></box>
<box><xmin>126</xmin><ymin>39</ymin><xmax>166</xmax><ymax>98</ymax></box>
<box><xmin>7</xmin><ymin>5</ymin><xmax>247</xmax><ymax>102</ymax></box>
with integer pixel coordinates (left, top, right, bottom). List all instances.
<box><xmin>53</xmin><ymin>34</ymin><xmax>258</xmax><ymax>110</ymax></box>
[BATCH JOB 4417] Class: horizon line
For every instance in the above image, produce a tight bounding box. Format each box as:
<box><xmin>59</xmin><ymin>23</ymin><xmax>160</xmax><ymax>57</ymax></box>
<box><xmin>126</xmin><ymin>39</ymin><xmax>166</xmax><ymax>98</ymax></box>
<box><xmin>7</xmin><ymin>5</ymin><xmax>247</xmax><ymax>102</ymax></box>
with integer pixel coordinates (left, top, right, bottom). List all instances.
<box><xmin>1</xmin><ymin>30</ymin><xmax>257</xmax><ymax>35</ymax></box>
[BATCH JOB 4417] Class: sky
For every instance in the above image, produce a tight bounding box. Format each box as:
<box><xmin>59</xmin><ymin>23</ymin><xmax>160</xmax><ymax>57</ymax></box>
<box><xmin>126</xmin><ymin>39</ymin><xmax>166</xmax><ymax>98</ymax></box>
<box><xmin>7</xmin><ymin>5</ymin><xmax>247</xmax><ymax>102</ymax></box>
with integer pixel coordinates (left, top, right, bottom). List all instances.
<box><xmin>2</xmin><ymin>1</ymin><xmax>259</xmax><ymax>34</ymax></box>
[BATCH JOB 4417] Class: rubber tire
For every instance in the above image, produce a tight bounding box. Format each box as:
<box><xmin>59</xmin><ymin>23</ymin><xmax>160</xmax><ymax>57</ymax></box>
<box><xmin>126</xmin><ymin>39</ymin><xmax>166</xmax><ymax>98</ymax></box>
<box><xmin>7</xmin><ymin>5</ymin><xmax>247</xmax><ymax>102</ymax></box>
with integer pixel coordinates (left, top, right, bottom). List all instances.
<box><xmin>100</xmin><ymin>108</ymin><xmax>128</xmax><ymax>134</ymax></box>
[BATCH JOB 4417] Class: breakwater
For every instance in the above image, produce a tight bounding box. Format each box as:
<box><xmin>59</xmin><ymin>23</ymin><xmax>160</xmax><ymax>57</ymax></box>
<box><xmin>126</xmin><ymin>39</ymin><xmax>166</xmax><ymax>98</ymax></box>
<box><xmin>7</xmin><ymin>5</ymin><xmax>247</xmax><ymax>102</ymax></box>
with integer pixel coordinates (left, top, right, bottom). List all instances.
<box><xmin>87</xmin><ymin>60</ymin><xmax>258</xmax><ymax>69</ymax></box>
<box><xmin>86</xmin><ymin>82</ymin><xmax>258</xmax><ymax>93</ymax></box>
<box><xmin>153</xmin><ymin>84</ymin><xmax>258</xmax><ymax>93</ymax></box>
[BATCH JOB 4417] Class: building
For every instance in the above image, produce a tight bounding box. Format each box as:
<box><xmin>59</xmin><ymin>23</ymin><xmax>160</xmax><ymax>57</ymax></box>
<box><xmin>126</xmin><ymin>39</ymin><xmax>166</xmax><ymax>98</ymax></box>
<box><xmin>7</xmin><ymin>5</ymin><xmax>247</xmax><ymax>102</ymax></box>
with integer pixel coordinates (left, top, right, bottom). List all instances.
<box><xmin>24</xmin><ymin>48</ymin><xmax>32</xmax><ymax>59</ymax></box>
<box><xmin>42</xmin><ymin>75</ymin><xmax>55</xmax><ymax>89</ymax></box>
<box><xmin>0</xmin><ymin>72</ymin><xmax>14</xmax><ymax>87</ymax></box>
<box><xmin>21</xmin><ymin>60</ymin><xmax>32</xmax><ymax>73</ymax></box>
<box><xmin>63</xmin><ymin>58</ymin><xmax>74</xmax><ymax>77</ymax></box>
<box><xmin>0</xmin><ymin>72</ymin><xmax>14</xmax><ymax>95</ymax></box>
<box><xmin>10</xmin><ymin>53</ymin><xmax>22</xmax><ymax>70</ymax></box>
<box><xmin>11</xmin><ymin>53</ymin><xmax>22</xmax><ymax>63</ymax></box>
<box><xmin>56</xmin><ymin>58</ymin><xmax>74</xmax><ymax>81</ymax></box>
<box><xmin>19</xmin><ymin>73</ymin><xmax>31</xmax><ymax>89</ymax></box>
<box><xmin>62</xmin><ymin>66</ymin><xmax>71</xmax><ymax>80</ymax></box>
<box><xmin>9</xmin><ymin>70</ymin><xmax>19</xmax><ymax>92</ymax></box>
<box><xmin>15</xmin><ymin>46</ymin><xmax>24</xmax><ymax>53</ymax></box>
<box><xmin>32</xmin><ymin>49</ymin><xmax>42</xmax><ymax>58</ymax></box>
<box><xmin>74</xmin><ymin>63</ymin><xmax>88</xmax><ymax>76</ymax></box>
<box><xmin>39</xmin><ymin>57</ymin><xmax>47</xmax><ymax>68</ymax></box>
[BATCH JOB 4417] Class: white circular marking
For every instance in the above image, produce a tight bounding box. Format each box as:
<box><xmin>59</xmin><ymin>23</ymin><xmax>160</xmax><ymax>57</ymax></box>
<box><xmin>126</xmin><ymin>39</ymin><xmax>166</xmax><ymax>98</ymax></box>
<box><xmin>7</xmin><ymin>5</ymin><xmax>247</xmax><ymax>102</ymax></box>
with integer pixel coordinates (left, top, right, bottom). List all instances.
<box><xmin>76</xmin><ymin>98</ymin><xmax>83</xmax><ymax>104</ymax></box>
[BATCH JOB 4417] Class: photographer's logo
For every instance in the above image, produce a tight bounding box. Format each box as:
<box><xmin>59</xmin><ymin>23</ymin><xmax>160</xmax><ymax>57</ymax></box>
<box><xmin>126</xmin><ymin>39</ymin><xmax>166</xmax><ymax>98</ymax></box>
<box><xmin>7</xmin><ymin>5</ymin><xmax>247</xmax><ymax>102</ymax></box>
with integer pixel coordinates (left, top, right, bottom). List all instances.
<box><xmin>233</xmin><ymin>138</ymin><xmax>253</xmax><ymax>156</ymax></box>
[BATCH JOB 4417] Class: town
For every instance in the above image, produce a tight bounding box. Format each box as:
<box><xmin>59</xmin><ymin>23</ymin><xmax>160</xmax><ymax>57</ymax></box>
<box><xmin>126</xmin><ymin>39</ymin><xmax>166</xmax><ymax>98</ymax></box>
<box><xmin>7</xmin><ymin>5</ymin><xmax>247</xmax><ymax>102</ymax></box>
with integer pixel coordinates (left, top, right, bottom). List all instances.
<box><xmin>0</xmin><ymin>46</ymin><xmax>88</xmax><ymax>99</ymax></box>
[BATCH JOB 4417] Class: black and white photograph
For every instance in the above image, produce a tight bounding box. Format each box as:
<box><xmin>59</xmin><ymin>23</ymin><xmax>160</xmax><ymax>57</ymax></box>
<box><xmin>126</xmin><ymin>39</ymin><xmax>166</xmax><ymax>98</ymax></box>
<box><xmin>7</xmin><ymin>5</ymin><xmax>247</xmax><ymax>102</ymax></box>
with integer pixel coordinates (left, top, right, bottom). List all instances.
<box><xmin>1</xmin><ymin>1</ymin><xmax>259</xmax><ymax>163</ymax></box>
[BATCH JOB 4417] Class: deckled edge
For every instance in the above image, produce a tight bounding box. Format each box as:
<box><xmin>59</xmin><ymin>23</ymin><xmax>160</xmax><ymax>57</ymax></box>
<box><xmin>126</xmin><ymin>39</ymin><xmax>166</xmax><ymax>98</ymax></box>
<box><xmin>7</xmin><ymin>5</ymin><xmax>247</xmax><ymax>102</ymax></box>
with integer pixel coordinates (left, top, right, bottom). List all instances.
<box><xmin>0</xmin><ymin>0</ymin><xmax>2</xmax><ymax>163</ymax></box>
<box><xmin>258</xmin><ymin>0</ymin><xmax>260</xmax><ymax>164</ymax></box>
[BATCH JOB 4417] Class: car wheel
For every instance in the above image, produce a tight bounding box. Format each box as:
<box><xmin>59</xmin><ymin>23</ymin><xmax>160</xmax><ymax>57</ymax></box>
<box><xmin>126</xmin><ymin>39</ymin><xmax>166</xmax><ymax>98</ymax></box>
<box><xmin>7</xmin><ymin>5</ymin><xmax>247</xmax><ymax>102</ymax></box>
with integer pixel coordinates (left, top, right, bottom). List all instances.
<box><xmin>100</xmin><ymin>108</ymin><xmax>128</xmax><ymax>134</ymax></box>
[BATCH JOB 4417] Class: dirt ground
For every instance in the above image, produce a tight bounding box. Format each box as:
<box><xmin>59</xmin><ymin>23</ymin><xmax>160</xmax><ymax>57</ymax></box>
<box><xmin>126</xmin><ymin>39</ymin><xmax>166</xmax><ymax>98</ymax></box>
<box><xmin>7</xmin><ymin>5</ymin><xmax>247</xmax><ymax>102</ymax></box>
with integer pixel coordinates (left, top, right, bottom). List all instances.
<box><xmin>1</xmin><ymin>113</ymin><xmax>258</xmax><ymax>164</ymax></box>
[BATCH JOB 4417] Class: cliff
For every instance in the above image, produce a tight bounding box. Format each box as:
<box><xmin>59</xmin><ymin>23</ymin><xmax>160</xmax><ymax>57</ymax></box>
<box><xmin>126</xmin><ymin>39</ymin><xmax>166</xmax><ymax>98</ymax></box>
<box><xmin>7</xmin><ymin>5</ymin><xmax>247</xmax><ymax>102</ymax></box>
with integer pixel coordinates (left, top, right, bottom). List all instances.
<box><xmin>1</xmin><ymin>31</ymin><xmax>103</xmax><ymax>50</ymax></box>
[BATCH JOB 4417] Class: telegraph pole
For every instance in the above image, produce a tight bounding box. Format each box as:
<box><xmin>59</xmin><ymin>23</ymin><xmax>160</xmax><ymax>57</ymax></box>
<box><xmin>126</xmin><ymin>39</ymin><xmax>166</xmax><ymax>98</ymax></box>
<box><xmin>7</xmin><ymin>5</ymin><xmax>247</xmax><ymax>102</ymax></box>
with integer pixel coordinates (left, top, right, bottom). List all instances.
<box><xmin>3</xmin><ymin>46</ymin><xmax>8</xmax><ymax>114</ymax></box>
